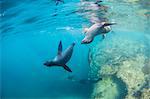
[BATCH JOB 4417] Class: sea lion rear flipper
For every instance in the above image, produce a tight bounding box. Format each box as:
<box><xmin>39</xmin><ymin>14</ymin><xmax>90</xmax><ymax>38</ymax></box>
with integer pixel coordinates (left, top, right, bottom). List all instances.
<box><xmin>58</xmin><ymin>41</ymin><xmax>62</xmax><ymax>55</ymax></box>
<box><xmin>63</xmin><ymin>65</ymin><xmax>72</xmax><ymax>72</ymax></box>
<box><xmin>103</xmin><ymin>22</ymin><xmax>116</xmax><ymax>27</ymax></box>
<box><xmin>95</xmin><ymin>0</ymin><xmax>103</xmax><ymax>4</ymax></box>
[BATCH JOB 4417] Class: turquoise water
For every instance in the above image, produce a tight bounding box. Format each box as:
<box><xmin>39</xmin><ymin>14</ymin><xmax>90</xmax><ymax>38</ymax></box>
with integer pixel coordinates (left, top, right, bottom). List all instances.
<box><xmin>1</xmin><ymin>0</ymin><xmax>150</xmax><ymax>99</ymax></box>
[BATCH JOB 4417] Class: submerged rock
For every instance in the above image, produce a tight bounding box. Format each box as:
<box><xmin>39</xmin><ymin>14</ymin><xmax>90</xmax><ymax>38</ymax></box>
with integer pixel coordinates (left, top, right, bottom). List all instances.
<box><xmin>141</xmin><ymin>89</ymin><xmax>150</xmax><ymax>99</ymax></box>
<box><xmin>117</xmin><ymin>55</ymin><xmax>145</xmax><ymax>99</ymax></box>
<box><xmin>91</xmin><ymin>77</ymin><xmax>118</xmax><ymax>99</ymax></box>
<box><xmin>91</xmin><ymin>75</ymin><xmax>127</xmax><ymax>99</ymax></box>
<box><xmin>142</xmin><ymin>59</ymin><xmax>150</xmax><ymax>75</ymax></box>
<box><xmin>88</xmin><ymin>31</ymin><xmax>149</xmax><ymax>99</ymax></box>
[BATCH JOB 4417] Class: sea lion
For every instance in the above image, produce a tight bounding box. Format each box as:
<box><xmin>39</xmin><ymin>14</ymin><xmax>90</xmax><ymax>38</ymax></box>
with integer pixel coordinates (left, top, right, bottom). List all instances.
<box><xmin>55</xmin><ymin>0</ymin><xmax>64</xmax><ymax>5</ymax></box>
<box><xmin>44</xmin><ymin>41</ymin><xmax>75</xmax><ymax>72</ymax></box>
<box><xmin>81</xmin><ymin>22</ymin><xmax>116</xmax><ymax>44</ymax></box>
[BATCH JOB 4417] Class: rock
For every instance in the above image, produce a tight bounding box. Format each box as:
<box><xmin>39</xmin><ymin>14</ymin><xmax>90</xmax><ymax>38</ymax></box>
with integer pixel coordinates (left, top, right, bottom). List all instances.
<box><xmin>142</xmin><ymin>60</ymin><xmax>150</xmax><ymax>75</ymax></box>
<box><xmin>88</xmin><ymin>31</ymin><xmax>149</xmax><ymax>99</ymax></box>
<box><xmin>117</xmin><ymin>55</ymin><xmax>145</xmax><ymax>99</ymax></box>
<box><xmin>141</xmin><ymin>89</ymin><xmax>150</xmax><ymax>99</ymax></box>
<box><xmin>91</xmin><ymin>77</ymin><xmax>118</xmax><ymax>99</ymax></box>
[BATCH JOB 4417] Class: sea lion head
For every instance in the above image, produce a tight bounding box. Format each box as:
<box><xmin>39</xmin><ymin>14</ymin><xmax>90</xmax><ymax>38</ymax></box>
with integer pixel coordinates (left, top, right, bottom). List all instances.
<box><xmin>44</xmin><ymin>61</ymin><xmax>55</xmax><ymax>67</ymax></box>
<box><xmin>81</xmin><ymin>37</ymin><xmax>93</xmax><ymax>44</ymax></box>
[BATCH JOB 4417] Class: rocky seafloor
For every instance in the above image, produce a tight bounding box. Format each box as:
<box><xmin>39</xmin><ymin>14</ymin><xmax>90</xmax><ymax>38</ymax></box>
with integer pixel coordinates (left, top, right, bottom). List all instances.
<box><xmin>88</xmin><ymin>31</ymin><xmax>150</xmax><ymax>99</ymax></box>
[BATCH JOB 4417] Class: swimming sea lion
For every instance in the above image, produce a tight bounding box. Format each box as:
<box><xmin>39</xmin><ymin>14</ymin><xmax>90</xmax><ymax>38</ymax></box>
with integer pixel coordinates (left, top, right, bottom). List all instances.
<box><xmin>44</xmin><ymin>41</ymin><xmax>75</xmax><ymax>72</ymax></box>
<box><xmin>81</xmin><ymin>22</ymin><xmax>116</xmax><ymax>44</ymax></box>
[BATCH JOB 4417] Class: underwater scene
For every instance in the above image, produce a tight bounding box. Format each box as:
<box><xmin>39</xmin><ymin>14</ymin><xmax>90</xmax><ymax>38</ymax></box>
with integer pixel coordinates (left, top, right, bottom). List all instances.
<box><xmin>1</xmin><ymin>0</ymin><xmax>150</xmax><ymax>99</ymax></box>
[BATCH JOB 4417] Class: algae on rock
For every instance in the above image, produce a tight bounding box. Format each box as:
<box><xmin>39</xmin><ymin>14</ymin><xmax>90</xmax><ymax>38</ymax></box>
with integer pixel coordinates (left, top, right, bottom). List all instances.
<box><xmin>117</xmin><ymin>55</ymin><xmax>146</xmax><ymax>99</ymax></box>
<box><xmin>89</xmin><ymin>31</ymin><xmax>149</xmax><ymax>99</ymax></box>
<box><xmin>91</xmin><ymin>77</ymin><xmax>118</xmax><ymax>99</ymax></box>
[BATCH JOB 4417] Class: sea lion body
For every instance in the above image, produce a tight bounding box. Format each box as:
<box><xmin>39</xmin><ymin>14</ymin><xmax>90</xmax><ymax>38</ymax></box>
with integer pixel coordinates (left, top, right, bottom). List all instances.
<box><xmin>53</xmin><ymin>43</ymin><xmax>75</xmax><ymax>65</ymax></box>
<box><xmin>44</xmin><ymin>41</ymin><xmax>75</xmax><ymax>72</ymax></box>
<box><xmin>82</xmin><ymin>22</ymin><xmax>112</xmax><ymax>44</ymax></box>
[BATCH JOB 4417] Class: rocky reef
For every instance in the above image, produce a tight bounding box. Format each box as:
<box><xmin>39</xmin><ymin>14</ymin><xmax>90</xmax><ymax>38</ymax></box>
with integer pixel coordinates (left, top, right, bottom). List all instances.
<box><xmin>88</xmin><ymin>31</ymin><xmax>150</xmax><ymax>99</ymax></box>
<box><xmin>91</xmin><ymin>76</ymin><xmax>119</xmax><ymax>99</ymax></box>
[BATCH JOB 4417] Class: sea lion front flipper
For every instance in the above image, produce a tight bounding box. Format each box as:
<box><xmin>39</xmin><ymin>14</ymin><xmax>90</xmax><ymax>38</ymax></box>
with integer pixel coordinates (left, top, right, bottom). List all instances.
<box><xmin>63</xmin><ymin>65</ymin><xmax>72</xmax><ymax>72</ymax></box>
<box><xmin>58</xmin><ymin>41</ymin><xmax>62</xmax><ymax>55</ymax></box>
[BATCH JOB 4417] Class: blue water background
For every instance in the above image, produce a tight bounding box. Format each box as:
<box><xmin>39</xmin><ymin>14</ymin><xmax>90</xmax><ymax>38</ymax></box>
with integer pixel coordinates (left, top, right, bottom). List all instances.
<box><xmin>1</xmin><ymin>0</ymin><xmax>93</xmax><ymax>98</ymax></box>
<box><xmin>1</xmin><ymin>0</ymin><xmax>150</xmax><ymax>98</ymax></box>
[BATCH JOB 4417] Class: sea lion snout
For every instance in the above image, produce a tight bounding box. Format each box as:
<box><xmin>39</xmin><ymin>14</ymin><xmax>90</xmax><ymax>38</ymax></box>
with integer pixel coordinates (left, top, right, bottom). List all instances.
<box><xmin>44</xmin><ymin>61</ymin><xmax>54</xmax><ymax>67</ymax></box>
<box><xmin>44</xmin><ymin>61</ymin><xmax>49</xmax><ymax>66</ymax></box>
